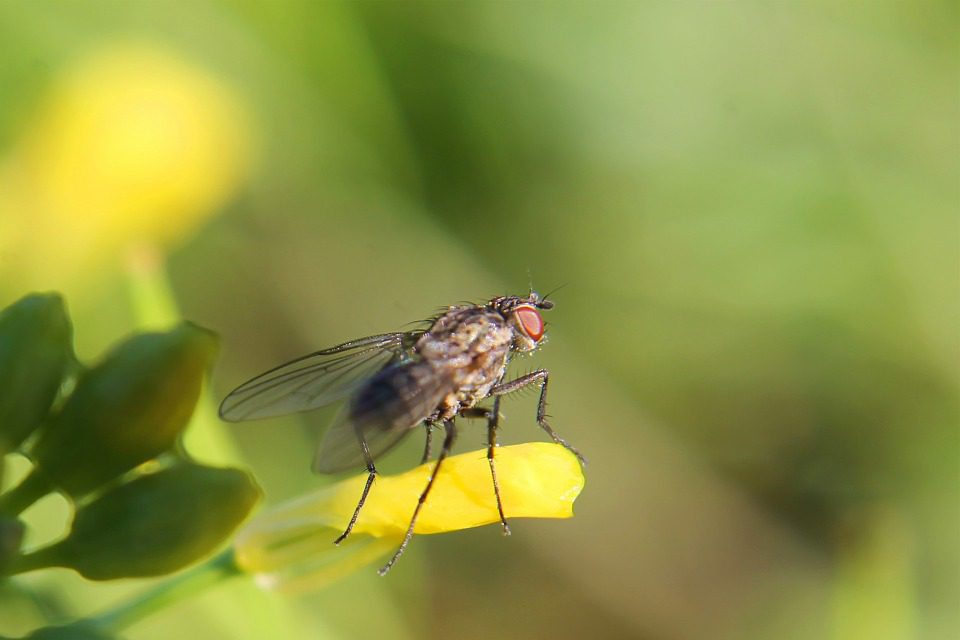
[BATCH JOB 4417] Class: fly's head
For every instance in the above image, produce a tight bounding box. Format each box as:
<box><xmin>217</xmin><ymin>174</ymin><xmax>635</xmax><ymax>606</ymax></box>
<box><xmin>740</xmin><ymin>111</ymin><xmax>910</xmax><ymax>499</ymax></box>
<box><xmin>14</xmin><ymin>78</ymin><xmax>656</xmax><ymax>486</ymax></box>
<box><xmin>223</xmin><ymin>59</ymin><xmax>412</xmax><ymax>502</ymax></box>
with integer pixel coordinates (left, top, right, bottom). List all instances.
<box><xmin>489</xmin><ymin>291</ymin><xmax>554</xmax><ymax>353</ymax></box>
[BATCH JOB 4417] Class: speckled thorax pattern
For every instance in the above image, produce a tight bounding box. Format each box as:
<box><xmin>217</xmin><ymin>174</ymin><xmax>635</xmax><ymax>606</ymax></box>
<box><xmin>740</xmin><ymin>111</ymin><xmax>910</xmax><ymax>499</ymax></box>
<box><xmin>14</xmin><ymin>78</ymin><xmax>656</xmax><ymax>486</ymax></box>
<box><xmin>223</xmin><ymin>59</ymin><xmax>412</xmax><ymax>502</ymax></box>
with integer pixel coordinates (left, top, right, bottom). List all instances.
<box><xmin>416</xmin><ymin>306</ymin><xmax>515</xmax><ymax>421</ymax></box>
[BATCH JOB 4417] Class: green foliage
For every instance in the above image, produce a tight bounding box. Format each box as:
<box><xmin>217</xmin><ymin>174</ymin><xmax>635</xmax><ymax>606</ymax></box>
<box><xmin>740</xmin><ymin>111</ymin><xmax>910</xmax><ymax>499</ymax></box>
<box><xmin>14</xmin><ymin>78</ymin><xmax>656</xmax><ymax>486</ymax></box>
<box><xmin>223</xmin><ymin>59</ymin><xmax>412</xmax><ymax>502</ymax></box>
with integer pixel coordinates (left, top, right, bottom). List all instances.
<box><xmin>29</xmin><ymin>324</ymin><xmax>218</xmax><ymax>498</ymax></box>
<box><xmin>0</xmin><ymin>292</ymin><xmax>261</xmax><ymax>635</ymax></box>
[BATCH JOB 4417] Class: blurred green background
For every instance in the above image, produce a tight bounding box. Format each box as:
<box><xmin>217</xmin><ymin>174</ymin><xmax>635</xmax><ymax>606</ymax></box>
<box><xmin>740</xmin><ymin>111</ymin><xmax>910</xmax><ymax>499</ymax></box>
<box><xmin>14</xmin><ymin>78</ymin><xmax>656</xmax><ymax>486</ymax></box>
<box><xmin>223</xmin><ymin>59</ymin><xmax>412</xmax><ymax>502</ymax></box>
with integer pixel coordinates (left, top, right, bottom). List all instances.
<box><xmin>0</xmin><ymin>1</ymin><xmax>957</xmax><ymax>639</ymax></box>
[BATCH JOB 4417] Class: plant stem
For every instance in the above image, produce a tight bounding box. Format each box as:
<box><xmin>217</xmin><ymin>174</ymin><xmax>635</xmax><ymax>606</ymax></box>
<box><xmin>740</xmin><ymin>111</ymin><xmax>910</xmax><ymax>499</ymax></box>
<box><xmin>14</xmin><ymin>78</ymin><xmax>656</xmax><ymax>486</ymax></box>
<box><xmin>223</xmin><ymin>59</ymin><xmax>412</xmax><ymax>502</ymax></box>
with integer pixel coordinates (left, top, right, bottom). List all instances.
<box><xmin>92</xmin><ymin>549</ymin><xmax>242</xmax><ymax>633</ymax></box>
<box><xmin>0</xmin><ymin>470</ymin><xmax>51</xmax><ymax>516</ymax></box>
<box><xmin>3</xmin><ymin>543</ymin><xmax>60</xmax><ymax>576</ymax></box>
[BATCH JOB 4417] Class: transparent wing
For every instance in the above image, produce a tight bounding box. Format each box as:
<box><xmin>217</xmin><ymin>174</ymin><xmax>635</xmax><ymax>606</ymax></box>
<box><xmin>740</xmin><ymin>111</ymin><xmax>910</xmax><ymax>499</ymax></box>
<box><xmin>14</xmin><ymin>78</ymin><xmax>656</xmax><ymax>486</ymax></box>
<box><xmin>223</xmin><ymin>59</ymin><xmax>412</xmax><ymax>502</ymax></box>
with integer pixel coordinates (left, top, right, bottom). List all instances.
<box><xmin>219</xmin><ymin>333</ymin><xmax>419</xmax><ymax>422</ymax></box>
<box><xmin>313</xmin><ymin>364</ymin><xmax>452</xmax><ymax>473</ymax></box>
<box><xmin>310</xmin><ymin>408</ymin><xmax>415</xmax><ymax>474</ymax></box>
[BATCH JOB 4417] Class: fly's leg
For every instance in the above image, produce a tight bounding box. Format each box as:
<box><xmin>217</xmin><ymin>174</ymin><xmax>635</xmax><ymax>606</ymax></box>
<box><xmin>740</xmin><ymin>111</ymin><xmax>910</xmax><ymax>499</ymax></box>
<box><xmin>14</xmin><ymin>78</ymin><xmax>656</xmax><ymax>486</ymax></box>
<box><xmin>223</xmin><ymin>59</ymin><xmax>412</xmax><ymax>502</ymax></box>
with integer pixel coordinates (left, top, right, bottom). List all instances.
<box><xmin>334</xmin><ymin>435</ymin><xmax>377</xmax><ymax>545</ymax></box>
<box><xmin>420</xmin><ymin>421</ymin><xmax>434</xmax><ymax>464</ymax></box>
<box><xmin>486</xmin><ymin>396</ymin><xmax>510</xmax><ymax>535</ymax></box>
<box><xmin>491</xmin><ymin>369</ymin><xmax>586</xmax><ymax>466</ymax></box>
<box><xmin>461</xmin><ymin>399</ymin><xmax>510</xmax><ymax>535</ymax></box>
<box><xmin>379</xmin><ymin>419</ymin><xmax>457</xmax><ymax>576</ymax></box>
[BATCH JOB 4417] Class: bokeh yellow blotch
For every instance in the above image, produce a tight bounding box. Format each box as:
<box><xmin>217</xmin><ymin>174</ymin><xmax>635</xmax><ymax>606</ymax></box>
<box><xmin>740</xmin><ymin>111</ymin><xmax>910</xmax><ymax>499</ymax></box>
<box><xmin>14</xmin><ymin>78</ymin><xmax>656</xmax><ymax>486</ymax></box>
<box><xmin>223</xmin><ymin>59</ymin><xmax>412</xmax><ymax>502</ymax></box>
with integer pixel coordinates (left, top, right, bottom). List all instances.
<box><xmin>0</xmin><ymin>42</ymin><xmax>253</xmax><ymax>284</ymax></box>
<box><xmin>233</xmin><ymin>442</ymin><xmax>584</xmax><ymax>589</ymax></box>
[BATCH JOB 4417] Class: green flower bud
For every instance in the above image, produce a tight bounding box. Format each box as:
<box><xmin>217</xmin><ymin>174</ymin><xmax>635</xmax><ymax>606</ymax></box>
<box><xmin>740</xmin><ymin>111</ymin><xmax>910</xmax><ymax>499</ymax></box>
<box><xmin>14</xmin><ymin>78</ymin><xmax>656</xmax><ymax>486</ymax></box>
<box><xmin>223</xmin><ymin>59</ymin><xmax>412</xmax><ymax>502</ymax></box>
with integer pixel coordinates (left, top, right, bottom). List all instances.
<box><xmin>30</xmin><ymin>323</ymin><xmax>217</xmax><ymax>497</ymax></box>
<box><xmin>0</xmin><ymin>293</ymin><xmax>74</xmax><ymax>452</ymax></box>
<box><xmin>39</xmin><ymin>463</ymin><xmax>260</xmax><ymax>580</ymax></box>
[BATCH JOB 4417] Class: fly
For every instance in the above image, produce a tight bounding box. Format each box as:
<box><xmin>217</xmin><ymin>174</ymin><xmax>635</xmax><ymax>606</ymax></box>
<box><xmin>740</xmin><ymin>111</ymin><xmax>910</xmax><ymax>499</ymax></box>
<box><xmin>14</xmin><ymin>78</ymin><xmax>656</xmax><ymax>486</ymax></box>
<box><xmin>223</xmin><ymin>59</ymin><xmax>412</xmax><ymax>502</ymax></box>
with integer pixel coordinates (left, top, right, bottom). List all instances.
<box><xmin>219</xmin><ymin>292</ymin><xmax>584</xmax><ymax>575</ymax></box>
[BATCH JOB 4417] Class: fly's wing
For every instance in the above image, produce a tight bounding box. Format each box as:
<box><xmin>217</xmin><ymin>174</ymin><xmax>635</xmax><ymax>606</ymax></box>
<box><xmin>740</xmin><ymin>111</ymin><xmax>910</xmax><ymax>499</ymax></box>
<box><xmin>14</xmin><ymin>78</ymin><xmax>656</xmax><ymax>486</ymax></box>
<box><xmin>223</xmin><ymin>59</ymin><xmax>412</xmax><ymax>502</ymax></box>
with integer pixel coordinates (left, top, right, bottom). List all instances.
<box><xmin>313</xmin><ymin>362</ymin><xmax>452</xmax><ymax>473</ymax></box>
<box><xmin>310</xmin><ymin>408</ymin><xmax>413</xmax><ymax>474</ymax></box>
<box><xmin>219</xmin><ymin>333</ymin><xmax>419</xmax><ymax>422</ymax></box>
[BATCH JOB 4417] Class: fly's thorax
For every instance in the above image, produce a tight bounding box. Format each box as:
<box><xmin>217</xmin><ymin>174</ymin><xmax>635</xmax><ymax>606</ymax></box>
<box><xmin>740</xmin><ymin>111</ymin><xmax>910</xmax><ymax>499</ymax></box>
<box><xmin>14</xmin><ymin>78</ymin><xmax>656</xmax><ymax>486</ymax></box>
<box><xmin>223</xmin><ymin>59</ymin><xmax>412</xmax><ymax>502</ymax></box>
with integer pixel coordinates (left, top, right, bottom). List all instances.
<box><xmin>414</xmin><ymin>307</ymin><xmax>515</xmax><ymax>420</ymax></box>
<box><xmin>417</xmin><ymin>307</ymin><xmax>513</xmax><ymax>362</ymax></box>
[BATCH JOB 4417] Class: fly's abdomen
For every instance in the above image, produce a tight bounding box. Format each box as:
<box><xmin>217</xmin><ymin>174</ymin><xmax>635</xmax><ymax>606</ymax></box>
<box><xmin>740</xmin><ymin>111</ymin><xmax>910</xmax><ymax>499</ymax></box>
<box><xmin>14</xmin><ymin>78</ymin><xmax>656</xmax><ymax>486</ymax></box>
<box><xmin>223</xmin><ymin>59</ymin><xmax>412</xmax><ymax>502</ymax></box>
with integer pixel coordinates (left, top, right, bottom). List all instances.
<box><xmin>350</xmin><ymin>362</ymin><xmax>449</xmax><ymax>432</ymax></box>
<box><xmin>314</xmin><ymin>362</ymin><xmax>451</xmax><ymax>473</ymax></box>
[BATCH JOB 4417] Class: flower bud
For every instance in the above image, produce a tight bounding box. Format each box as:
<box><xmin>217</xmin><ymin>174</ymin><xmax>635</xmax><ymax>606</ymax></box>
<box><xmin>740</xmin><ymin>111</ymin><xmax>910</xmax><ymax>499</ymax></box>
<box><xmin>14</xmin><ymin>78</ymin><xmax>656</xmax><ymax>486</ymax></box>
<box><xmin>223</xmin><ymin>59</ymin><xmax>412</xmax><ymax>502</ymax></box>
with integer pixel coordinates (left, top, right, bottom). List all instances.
<box><xmin>0</xmin><ymin>293</ymin><xmax>74</xmax><ymax>452</ymax></box>
<box><xmin>40</xmin><ymin>463</ymin><xmax>260</xmax><ymax>580</ymax></box>
<box><xmin>30</xmin><ymin>323</ymin><xmax>217</xmax><ymax>497</ymax></box>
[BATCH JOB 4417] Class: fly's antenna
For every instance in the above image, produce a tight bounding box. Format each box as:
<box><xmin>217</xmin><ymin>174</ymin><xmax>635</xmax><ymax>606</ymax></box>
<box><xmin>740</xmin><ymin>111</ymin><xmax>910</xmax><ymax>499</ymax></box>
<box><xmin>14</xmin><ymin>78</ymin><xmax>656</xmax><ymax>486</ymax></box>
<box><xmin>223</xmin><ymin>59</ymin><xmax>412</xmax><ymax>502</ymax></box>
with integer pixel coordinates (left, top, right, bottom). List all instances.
<box><xmin>540</xmin><ymin>282</ymin><xmax>569</xmax><ymax>307</ymax></box>
<box><xmin>526</xmin><ymin>269</ymin><xmax>553</xmax><ymax>308</ymax></box>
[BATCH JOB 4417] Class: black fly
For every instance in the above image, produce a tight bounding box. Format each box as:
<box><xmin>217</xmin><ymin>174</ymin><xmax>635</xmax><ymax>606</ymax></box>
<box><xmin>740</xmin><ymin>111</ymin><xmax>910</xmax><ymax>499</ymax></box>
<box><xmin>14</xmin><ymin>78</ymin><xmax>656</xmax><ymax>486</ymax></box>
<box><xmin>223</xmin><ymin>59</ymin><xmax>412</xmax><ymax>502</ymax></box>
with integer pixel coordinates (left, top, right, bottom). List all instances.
<box><xmin>219</xmin><ymin>292</ymin><xmax>583</xmax><ymax>574</ymax></box>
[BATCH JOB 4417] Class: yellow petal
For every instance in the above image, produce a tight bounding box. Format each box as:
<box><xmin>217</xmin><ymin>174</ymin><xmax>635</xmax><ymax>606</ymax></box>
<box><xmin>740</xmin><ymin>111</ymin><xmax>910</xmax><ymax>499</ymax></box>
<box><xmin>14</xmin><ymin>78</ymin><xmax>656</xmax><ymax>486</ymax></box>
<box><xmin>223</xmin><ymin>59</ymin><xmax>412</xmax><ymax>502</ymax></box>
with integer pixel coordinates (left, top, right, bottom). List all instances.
<box><xmin>234</xmin><ymin>442</ymin><xmax>584</xmax><ymax>590</ymax></box>
<box><xmin>330</xmin><ymin>440</ymin><xmax>584</xmax><ymax>535</ymax></box>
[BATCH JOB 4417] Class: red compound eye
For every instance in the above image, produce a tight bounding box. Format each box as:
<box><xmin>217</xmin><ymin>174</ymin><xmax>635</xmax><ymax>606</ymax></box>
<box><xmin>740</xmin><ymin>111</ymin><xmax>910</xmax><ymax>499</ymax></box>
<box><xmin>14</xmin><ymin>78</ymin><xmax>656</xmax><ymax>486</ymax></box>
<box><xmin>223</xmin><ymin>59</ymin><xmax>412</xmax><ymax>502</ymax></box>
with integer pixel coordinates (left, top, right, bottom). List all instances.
<box><xmin>514</xmin><ymin>305</ymin><xmax>545</xmax><ymax>341</ymax></box>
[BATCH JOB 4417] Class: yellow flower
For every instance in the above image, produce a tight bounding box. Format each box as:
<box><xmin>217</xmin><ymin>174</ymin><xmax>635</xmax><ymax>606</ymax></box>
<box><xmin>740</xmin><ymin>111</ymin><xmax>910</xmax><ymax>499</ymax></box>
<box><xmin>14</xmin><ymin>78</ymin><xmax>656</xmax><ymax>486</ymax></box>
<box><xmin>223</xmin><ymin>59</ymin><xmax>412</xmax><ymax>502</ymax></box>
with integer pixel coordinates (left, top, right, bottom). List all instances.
<box><xmin>233</xmin><ymin>443</ymin><xmax>584</xmax><ymax>590</ymax></box>
<box><xmin>0</xmin><ymin>42</ymin><xmax>253</xmax><ymax>287</ymax></box>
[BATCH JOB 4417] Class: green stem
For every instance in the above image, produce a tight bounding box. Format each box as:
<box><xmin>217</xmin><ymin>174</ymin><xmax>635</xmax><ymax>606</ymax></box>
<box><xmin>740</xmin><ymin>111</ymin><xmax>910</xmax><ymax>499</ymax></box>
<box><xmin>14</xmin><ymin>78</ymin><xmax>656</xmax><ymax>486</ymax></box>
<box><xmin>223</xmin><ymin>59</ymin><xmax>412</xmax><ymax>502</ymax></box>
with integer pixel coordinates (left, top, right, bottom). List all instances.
<box><xmin>92</xmin><ymin>549</ymin><xmax>242</xmax><ymax>633</ymax></box>
<box><xmin>4</xmin><ymin>543</ymin><xmax>60</xmax><ymax>576</ymax></box>
<box><xmin>0</xmin><ymin>470</ymin><xmax>52</xmax><ymax>516</ymax></box>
